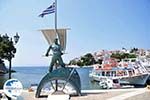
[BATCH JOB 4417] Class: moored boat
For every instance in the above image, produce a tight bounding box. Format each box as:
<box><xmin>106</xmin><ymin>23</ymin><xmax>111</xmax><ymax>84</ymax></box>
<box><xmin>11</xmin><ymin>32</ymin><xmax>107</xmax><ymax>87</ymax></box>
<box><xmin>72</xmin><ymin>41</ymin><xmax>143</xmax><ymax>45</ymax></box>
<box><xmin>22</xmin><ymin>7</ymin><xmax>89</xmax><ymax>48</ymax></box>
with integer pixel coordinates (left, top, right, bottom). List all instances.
<box><xmin>89</xmin><ymin>59</ymin><xmax>150</xmax><ymax>86</ymax></box>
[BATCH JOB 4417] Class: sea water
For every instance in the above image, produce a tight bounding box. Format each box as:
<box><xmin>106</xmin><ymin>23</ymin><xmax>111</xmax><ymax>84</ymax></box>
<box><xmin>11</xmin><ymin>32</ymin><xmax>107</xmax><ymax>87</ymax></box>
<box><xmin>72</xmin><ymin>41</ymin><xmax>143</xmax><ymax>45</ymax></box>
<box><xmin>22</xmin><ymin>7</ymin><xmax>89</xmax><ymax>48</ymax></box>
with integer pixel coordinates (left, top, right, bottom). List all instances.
<box><xmin>0</xmin><ymin>66</ymin><xmax>101</xmax><ymax>90</ymax></box>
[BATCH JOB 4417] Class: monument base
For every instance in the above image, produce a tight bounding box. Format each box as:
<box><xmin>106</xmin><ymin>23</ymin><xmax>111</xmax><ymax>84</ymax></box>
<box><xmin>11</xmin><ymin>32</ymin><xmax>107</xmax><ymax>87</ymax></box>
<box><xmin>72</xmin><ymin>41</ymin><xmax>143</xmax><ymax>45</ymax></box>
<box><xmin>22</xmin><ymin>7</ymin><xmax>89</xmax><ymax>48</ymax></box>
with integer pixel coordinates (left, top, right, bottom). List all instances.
<box><xmin>47</xmin><ymin>94</ymin><xmax>70</xmax><ymax>100</ymax></box>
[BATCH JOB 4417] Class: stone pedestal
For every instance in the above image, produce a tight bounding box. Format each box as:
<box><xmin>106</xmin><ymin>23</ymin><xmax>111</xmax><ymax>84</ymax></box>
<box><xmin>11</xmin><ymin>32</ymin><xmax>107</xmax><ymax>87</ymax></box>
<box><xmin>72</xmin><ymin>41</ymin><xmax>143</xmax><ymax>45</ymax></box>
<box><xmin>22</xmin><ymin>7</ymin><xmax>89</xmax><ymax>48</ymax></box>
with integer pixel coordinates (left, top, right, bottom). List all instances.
<box><xmin>47</xmin><ymin>94</ymin><xmax>70</xmax><ymax>100</ymax></box>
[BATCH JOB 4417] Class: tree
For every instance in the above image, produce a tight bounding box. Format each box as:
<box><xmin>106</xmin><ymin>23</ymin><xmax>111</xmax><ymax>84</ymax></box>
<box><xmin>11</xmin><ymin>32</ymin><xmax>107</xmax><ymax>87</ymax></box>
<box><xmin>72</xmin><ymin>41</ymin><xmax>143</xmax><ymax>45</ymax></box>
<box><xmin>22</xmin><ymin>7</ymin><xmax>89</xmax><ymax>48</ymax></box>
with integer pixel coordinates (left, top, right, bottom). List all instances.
<box><xmin>96</xmin><ymin>59</ymin><xmax>103</xmax><ymax>64</ymax></box>
<box><xmin>76</xmin><ymin>60</ymin><xmax>84</xmax><ymax>67</ymax></box>
<box><xmin>0</xmin><ymin>34</ymin><xmax>16</xmax><ymax>63</ymax></box>
<box><xmin>84</xmin><ymin>53</ymin><xmax>95</xmax><ymax>65</ymax></box>
<box><xmin>68</xmin><ymin>53</ymin><xmax>96</xmax><ymax>67</ymax></box>
<box><xmin>111</xmin><ymin>53</ymin><xmax>122</xmax><ymax>61</ymax></box>
<box><xmin>77</xmin><ymin>53</ymin><xmax>96</xmax><ymax>66</ymax></box>
<box><xmin>130</xmin><ymin>48</ymin><xmax>138</xmax><ymax>53</ymax></box>
<box><xmin>69</xmin><ymin>59</ymin><xmax>77</xmax><ymax>65</ymax></box>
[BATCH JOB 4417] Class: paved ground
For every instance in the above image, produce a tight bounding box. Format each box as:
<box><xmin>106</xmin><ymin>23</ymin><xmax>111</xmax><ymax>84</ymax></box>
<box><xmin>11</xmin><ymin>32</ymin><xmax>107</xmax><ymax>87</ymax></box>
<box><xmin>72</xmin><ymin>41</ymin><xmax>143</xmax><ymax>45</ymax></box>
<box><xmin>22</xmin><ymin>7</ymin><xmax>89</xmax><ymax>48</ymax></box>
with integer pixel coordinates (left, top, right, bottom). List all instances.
<box><xmin>1</xmin><ymin>88</ymin><xmax>150</xmax><ymax>100</ymax></box>
<box><xmin>107</xmin><ymin>88</ymin><xmax>148</xmax><ymax>100</ymax></box>
<box><xmin>71</xmin><ymin>91</ymin><xmax>129</xmax><ymax>100</ymax></box>
<box><xmin>126</xmin><ymin>91</ymin><xmax>150</xmax><ymax>100</ymax></box>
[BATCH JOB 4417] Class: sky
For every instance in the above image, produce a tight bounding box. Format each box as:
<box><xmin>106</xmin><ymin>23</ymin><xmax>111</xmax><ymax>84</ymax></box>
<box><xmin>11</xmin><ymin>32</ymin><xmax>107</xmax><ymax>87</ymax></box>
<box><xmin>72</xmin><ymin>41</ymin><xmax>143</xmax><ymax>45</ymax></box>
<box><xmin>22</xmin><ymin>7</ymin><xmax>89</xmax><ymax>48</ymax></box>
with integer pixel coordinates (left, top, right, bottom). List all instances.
<box><xmin>0</xmin><ymin>0</ymin><xmax>149</xmax><ymax>66</ymax></box>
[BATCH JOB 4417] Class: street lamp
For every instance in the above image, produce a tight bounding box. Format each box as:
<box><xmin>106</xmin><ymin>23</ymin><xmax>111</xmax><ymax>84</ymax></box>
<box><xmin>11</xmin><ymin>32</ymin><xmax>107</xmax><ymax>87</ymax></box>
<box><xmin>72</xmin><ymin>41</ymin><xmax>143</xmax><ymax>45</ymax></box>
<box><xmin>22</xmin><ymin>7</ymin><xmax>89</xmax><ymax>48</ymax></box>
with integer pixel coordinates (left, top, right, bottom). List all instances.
<box><xmin>14</xmin><ymin>32</ymin><xmax>20</xmax><ymax>44</ymax></box>
<box><xmin>8</xmin><ymin>33</ymin><xmax>20</xmax><ymax>79</ymax></box>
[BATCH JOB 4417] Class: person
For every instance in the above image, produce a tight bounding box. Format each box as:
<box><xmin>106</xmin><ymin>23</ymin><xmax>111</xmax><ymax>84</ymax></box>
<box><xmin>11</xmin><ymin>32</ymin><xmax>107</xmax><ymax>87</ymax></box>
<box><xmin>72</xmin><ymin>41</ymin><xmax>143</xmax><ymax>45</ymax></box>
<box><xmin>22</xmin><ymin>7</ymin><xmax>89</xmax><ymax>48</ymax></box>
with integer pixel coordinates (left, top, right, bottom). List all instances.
<box><xmin>45</xmin><ymin>38</ymin><xmax>65</xmax><ymax>72</ymax></box>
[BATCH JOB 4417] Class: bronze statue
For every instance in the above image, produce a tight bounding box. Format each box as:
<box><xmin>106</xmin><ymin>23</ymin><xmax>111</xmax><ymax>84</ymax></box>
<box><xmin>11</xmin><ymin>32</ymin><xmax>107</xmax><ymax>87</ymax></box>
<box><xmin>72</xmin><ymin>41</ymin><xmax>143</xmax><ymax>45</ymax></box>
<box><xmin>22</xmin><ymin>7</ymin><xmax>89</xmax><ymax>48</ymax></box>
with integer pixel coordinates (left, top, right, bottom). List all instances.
<box><xmin>45</xmin><ymin>38</ymin><xmax>65</xmax><ymax>72</ymax></box>
<box><xmin>36</xmin><ymin>30</ymin><xmax>81</xmax><ymax>98</ymax></box>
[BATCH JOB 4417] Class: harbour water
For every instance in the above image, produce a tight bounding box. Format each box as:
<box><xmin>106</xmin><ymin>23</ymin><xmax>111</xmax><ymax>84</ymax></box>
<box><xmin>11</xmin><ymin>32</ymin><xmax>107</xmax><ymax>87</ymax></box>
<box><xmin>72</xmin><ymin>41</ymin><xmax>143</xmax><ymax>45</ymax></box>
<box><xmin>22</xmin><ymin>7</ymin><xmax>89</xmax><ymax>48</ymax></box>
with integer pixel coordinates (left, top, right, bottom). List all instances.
<box><xmin>0</xmin><ymin>66</ymin><xmax>101</xmax><ymax>90</ymax></box>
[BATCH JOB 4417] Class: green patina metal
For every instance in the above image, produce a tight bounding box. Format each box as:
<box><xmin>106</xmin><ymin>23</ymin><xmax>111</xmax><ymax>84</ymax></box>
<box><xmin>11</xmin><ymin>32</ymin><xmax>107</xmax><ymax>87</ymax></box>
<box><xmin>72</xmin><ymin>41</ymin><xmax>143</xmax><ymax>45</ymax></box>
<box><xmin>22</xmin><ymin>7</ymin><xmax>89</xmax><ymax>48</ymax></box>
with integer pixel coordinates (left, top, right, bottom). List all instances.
<box><xmin>36</xmin><ymin>36</ymin><xmax>81</xmax><ymax>98</ymax></box>
<box><xmin>45</xmin><ymin>38</ymin><xmax>65</xmax><ymax>72</ymax></box>
<box><xmin>35</xmin><ymin>67</ymin><xmax>81</xmax><ymax>98</ymax></box>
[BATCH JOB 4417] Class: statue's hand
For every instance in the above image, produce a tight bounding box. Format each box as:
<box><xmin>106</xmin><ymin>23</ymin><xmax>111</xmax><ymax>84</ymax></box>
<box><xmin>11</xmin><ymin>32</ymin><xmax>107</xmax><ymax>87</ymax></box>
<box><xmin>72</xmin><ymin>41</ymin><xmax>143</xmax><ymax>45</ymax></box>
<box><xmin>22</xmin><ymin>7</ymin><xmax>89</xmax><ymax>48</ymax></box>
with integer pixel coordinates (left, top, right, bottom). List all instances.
<box><xmin>45</xmin><ymin>53</ymin><xmax>49</xmax><ymax>57</ymax></box>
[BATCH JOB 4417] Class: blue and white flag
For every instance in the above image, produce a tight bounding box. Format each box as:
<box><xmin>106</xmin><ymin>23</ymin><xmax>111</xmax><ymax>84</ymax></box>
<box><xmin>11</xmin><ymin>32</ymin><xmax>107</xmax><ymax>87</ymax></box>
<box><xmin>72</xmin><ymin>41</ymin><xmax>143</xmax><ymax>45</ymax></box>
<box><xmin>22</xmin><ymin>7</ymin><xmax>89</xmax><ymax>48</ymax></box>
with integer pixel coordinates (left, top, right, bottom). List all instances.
<box><xmin>39</xmin><ymin>2</ymin><xmax>55</xmax><ymax>17</ymax></box>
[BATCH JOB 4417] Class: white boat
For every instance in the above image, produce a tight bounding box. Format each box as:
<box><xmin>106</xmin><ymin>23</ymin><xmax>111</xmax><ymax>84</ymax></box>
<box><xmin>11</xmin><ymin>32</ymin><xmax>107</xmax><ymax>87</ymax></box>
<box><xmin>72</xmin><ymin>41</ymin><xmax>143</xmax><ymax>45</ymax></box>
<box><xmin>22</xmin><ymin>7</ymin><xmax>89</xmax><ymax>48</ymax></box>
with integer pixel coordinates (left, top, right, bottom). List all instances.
<box><xmin>89</xmin><ymin>59</ymin><xmax>150</xmax><ymax>86</ymax></box>
<box><xmin>98</xmin><ymin>77</ymin><xmax>120</xmax><ymax>89</ymax></box>
<box><xmin>140</xmin><ymin>58</ymin><xmax>150</xmax><ymax>67</ymax></box>
<box><xmin>138</xmin><ymin>58</ymin><xmax>150</xmax><ymax>73</ymax></box>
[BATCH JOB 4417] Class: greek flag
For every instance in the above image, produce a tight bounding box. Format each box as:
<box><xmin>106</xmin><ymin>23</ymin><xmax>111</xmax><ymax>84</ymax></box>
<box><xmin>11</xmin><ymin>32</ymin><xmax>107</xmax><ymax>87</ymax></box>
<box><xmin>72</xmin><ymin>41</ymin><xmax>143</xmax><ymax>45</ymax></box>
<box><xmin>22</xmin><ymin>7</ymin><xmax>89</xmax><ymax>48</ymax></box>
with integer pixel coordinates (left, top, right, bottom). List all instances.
<box><xmin>39</xmin><ymin>2</ymin><xmax>55</xmax><ymax>17</ymax></box>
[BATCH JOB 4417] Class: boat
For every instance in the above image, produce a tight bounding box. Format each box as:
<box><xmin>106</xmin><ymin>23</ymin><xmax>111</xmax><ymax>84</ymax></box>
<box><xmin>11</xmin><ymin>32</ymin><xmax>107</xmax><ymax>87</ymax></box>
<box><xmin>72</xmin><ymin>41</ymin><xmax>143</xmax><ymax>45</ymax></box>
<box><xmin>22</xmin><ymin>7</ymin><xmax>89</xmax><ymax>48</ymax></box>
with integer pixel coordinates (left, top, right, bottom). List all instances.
<box><xmin>89</xmin><ymin>58</ymin><xmax>150</xmax><ymax>86</ymax></box>
<box><xmin>138</xmin><ymin>57</ymin><xmax>150</xmax><ymax>67</ymax></box>
<box><xmin>120</xmin><ymin>58</ymin><xmax>150</xmax><ymax>86</ymax></box>
<box><xmin>138</xmin><ymin>58</ymin><xmax>150</xmax><ymax>73</ymax></box>
<box><xmin>98</xmin><ymin>77</ymin><xmax>120</xmax><ymax>89</ymax></box>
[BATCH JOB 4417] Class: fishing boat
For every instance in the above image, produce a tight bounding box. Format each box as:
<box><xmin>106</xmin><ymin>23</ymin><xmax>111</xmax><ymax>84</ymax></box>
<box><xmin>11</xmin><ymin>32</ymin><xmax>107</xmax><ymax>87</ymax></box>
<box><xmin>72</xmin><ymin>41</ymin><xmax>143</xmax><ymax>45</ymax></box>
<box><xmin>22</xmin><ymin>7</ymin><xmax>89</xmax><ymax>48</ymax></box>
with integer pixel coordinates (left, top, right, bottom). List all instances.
<box><xmin>89</xmin><ymin>58</ymin><xmax>150</xmax><ymax>86</ymax></box>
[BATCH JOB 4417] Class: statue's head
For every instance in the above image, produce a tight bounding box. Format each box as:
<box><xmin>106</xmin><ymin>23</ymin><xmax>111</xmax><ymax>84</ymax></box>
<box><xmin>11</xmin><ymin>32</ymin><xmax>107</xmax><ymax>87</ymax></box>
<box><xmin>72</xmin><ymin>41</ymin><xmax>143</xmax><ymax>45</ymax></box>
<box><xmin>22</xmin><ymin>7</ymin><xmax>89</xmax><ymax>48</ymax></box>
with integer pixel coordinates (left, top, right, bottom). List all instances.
<box><xmin>54</xmin><ymin>38</ymin><xmax>58</xmax><ymax>44</ymax></box>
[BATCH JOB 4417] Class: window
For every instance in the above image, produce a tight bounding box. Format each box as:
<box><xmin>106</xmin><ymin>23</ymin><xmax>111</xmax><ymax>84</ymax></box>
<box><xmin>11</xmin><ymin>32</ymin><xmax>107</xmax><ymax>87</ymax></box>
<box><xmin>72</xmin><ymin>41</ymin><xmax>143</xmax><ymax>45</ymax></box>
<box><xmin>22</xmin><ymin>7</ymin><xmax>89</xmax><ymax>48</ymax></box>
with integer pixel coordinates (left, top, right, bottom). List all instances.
<box><xmin>102</xmin><ymin>71</ymin><xmax>105</xmax><ymax>76</ymax></box>
<box><xmin>113</xmin><ymin>79</ymin><xmax>119</xmax><ymax>83</ymax></box>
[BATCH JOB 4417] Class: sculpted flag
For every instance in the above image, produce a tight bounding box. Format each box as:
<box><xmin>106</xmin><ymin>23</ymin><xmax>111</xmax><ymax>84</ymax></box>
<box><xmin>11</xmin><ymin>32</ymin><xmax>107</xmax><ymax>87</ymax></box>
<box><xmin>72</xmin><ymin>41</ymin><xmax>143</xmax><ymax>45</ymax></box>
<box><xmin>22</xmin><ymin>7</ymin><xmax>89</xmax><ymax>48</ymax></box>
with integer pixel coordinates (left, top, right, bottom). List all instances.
<box><xmin>41</xmin><ymin>29</ymin><xmax>67</xmax><ymax>51</ymax></box>
<box><xmin>39</xmin><ymin>2</ymin><xmax>55</xmax><ymax>17</ymax></box>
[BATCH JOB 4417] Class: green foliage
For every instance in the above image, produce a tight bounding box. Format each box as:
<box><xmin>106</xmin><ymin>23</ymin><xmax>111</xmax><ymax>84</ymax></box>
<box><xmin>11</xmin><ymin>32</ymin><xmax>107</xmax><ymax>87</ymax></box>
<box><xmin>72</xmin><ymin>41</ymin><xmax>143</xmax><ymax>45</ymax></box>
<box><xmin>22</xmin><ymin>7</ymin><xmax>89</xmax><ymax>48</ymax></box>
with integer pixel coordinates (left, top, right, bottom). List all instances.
<box><xmin>96</xmin><ymin>59</ymin><xmax>103</xmax><ymax>64</ymax></box>
<box><xmin>69</xmin><ymin>59</ymin><xmax>77</xmax><ymax>65</ymax></box>
<box><xmin>0</xmin><ymin>34</ymin><xmax>16</xmax><ymax>62</ymax></box>
<box><xmin>130</xmin><ymin>48</ymin><xmax>138</xmax><ymax>53</ymax></box>
<box><xmin>111</xmin><ymin>53</ymin><xmax>122</xmax><ymax>61</ymax></box>
<box><xmin>76</xmin><ymin>60</ymin><xmax>84</xmax><ymax>67</ymax></box>
<box><xmin>127</xmin><ymin>53</ymin><xmax>136</xmax><ymax>58</ymax></box>
<box><xmin>80</xmin><ymin>53</ymin><xmax>96</xmax><ymax>66</ymax></box>
<box><xmin>69</xmin><ymin>53</ymin><xmax>96</xmax><ymax>67</ymax></box>
<box><xmin>111</xmin><ymin>52</ymin><xmax>137</xmax><ymax>61</ymax></box>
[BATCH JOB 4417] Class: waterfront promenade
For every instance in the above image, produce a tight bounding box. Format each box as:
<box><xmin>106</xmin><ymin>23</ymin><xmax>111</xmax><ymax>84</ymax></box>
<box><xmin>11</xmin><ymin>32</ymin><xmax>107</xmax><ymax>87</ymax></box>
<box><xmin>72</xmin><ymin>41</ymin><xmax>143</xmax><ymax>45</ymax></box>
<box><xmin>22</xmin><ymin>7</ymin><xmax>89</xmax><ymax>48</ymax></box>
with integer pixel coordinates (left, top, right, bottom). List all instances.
<box><xmin>71</xmin><ymin>88</ymin><xmax>150</xmax><ymax>100</ymax></box>
<box><xmin>1</xmin><ymin>88</ymin><xmax>149</xmax><ymax>100</ymax></box>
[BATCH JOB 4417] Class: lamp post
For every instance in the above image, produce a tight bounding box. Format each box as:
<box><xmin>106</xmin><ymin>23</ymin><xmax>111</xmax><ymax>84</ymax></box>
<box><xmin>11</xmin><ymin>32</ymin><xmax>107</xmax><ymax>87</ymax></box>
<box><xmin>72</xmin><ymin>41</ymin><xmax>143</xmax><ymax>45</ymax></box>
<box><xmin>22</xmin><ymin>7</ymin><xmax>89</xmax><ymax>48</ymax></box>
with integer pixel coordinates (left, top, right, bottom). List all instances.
<box><xmin>8</xmin><ymin>33</ymin><xmax>20</xmax><ymax>79</ymax></box>
<box><xmin>13</xmin><ymin>33</ymin><xmax>20</xmax><ymax>44</ymax></box>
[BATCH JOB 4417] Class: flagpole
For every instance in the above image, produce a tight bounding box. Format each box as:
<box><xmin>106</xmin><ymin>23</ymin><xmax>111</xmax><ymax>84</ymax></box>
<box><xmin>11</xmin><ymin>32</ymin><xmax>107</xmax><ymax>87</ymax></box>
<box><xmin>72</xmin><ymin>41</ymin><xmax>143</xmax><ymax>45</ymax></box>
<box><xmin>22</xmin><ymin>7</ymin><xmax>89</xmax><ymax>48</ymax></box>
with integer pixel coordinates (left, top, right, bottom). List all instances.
<box><xmin>54</xmin><ymin>0</ymin><xmax>58</xmax><ymax>92</ymax></box>
<box><xmin>55</xmin><ymin>0</ymin><xmax>57</xmax><ymax>31</ymax></box>
<box><xmin>54</xmin><ymin>0</ymin><xmax>60</xmax><ymax>42</ymax></box>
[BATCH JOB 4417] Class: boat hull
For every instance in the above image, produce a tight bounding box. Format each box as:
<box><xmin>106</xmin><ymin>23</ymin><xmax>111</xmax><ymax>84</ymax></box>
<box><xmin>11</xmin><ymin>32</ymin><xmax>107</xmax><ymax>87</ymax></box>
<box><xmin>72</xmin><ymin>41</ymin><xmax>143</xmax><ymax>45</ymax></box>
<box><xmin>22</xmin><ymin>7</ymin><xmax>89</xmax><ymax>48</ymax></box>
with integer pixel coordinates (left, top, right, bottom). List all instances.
<box><xmin>120</xmin><ymin>74</ymin><xmax>149</xmax><ymax>86</ymax></box>
<box><xmin>89</xmin><ymin>74</ymin><xmax>105</xmax><ymax>82</ymax></box>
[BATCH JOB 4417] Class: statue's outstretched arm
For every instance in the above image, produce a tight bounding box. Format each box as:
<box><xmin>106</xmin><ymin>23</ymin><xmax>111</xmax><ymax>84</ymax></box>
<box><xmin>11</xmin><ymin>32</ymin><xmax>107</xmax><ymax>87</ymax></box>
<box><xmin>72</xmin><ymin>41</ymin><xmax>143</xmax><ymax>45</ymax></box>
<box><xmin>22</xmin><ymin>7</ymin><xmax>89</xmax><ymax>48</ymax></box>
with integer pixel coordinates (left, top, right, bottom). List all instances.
<box><xmin>45</xmin><ymin>45</ymin><xmax>51</xmax><ymax>56</ymax></box>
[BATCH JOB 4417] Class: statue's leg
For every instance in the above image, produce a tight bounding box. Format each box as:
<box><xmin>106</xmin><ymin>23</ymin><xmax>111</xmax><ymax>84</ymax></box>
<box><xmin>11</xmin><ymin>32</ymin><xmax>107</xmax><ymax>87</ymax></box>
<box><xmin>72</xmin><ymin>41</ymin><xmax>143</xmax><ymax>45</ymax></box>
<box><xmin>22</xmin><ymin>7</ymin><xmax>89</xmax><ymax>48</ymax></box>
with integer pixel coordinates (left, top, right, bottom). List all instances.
<box><xmin>49</xmin><ymin>57</ymin><xmax>55</xmax><ymax>72</ymax></box>
<box><xmin>58</xmin><ymin>56</ymin><xmax>65</xmax><ymax>68</ymax></box>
